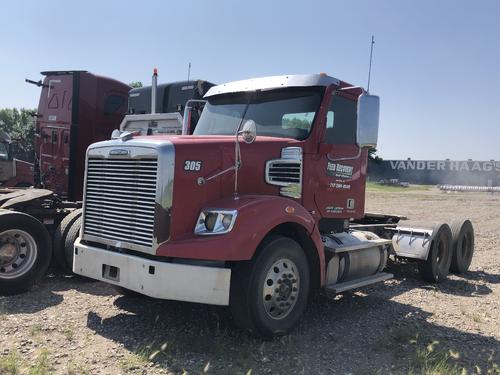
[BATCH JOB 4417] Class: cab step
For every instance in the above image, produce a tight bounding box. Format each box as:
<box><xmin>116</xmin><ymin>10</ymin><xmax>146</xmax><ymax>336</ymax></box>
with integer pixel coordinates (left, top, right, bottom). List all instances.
<box><xmin>325</xmin><ymin>272</ymin><xmax>393</xmax><ymax>294</ymax></box>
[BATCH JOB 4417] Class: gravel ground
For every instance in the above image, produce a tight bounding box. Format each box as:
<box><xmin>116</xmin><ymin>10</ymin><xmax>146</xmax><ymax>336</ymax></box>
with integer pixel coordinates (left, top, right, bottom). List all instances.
<box><xmin>1</xmin><ymin>188</ymin><xmax>499</xmax><ymax>374</ymax></box>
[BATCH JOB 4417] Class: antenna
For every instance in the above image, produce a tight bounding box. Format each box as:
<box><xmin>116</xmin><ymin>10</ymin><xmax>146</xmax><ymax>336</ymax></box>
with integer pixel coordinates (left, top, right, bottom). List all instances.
<box><xmin>187</xmin><ymin>62</ymin><xmax>191</xmax><ymax>83</ymax></box>
<box><xmin>367</xmin><ymin>35</ymin><xmax>375</xmax><ymax>93</ymax></box>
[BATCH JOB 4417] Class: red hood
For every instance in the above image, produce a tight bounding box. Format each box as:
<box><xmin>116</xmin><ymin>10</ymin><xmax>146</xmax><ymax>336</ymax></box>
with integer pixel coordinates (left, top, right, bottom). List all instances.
<box><xmin>160</xmin><ymin>134</ymin><xmax>302</xmax><ymax>242</ymax></box>
<box><xmin>133</xmin><ymin>134</ymin><xmax>301</xmax><ymax>147</ymax></box>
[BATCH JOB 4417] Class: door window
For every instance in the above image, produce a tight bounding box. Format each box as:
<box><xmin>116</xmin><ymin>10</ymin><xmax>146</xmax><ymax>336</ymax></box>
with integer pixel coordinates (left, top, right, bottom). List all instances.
<box><xmin>325</xmin><ymin>96</ymin><xmax>357</xmax><ymax>144</ymax></box>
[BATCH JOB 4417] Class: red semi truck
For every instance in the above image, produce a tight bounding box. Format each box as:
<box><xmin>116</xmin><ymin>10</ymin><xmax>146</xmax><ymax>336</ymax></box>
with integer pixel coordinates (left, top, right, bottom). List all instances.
<box><xmin>0</xmin><ymin>70</ymin><xmax>214</xmax><ymax>294</ymax></box>
<box><xmin>72</xmin><ymin>74</ymin><xmax>475</xmax><ymax>337</ymax></box>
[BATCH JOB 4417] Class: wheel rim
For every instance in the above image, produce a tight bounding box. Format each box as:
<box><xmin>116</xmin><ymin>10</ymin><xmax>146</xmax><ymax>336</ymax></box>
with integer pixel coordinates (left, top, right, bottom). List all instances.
<box><xmin>262</xmin><ymin>258</ymin><xmax>300</xmax><ymax>320</ymax></box>
<box><xmin>0</xmin><ymin>229</ymin><xmax>38</xmax><ymax>279</ymax></box>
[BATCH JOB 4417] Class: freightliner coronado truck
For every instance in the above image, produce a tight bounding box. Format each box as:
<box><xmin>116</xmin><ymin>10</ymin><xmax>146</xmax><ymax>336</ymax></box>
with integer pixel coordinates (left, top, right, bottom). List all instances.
<box><xmin>0</xmin><ymin>70</ymin><xmax>213</xmax><ymax>294</ymax></box>
<box><xmin>73</xmin><ymin>74</ymin><xmax>475</xmax><ymax>337</ymax></box>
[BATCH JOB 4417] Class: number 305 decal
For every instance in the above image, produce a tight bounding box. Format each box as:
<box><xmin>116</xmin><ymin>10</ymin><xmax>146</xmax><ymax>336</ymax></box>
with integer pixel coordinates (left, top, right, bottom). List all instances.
<box><xmin>184</xmin><ymin>160</ymin><xmax>202</xmax><ymax>171</ymax></box>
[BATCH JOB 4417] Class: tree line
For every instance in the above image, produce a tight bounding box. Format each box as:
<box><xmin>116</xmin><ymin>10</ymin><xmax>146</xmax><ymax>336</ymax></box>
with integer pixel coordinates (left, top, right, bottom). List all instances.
<box><xmin>0</xmin><ymin>108</ymin><xmax>36</xmax><ymax>162</ymax></box>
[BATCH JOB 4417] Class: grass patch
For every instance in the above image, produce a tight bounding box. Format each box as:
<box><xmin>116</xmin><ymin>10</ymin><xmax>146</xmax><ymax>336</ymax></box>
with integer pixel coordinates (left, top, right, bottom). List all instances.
<box><xmin>67</xmin><ymin>360</ymin><xmax>90</xmax><ymax>375</ymax></box>
<box><xmin>408</xmin><ymin>340</ymin><xmax>465</xmax><ymax>375</ymax></box>
<box><xmin>366</xmin><ymin>182</ymin><xmax>432</xmax><ymax>192</ymax></box>
<box><xmin>0</xmin><ymin>351</ymin><xmax>21</xmax><ymax>375</ymax></box>
<box><xmin>28</xmin><ymin>349</ymin><xmax>51</xmax><ymax>375</ymax></box>
<box><xmin>29</xmin><ymin>324</ymin><xmax>42</xmax><ymax>336</ymax></box>
<box><xmin>119</xmin><ymin>341</ymin><xmax>169</xmax><ymax>374</ymax></box>
<box><xmin>62</xmin><ymin>327</ymin><xmax>75</xmax><ymax>341</ymax></box>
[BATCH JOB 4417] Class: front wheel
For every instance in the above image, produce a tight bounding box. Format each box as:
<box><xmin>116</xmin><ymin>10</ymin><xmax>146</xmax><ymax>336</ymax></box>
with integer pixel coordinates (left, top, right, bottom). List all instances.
<box><xmin>230</xmin><ymin>236</ymin><xmax>310</xmax><ymax>338</ymax></box>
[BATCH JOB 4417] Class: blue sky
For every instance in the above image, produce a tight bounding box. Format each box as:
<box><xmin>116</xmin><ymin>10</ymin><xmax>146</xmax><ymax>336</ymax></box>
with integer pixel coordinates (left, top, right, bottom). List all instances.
<box><xmin>1</xmin><ymin>0</ymin><xmax>499</xmax><ymax>160</ymax></box>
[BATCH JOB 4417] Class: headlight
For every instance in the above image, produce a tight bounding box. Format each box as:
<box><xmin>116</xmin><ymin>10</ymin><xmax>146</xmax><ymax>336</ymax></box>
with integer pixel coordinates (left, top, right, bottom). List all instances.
<box><xmin>194</xmin><ymin>209</ymin><xmax>238</xmax><ymax>235</ymax></box>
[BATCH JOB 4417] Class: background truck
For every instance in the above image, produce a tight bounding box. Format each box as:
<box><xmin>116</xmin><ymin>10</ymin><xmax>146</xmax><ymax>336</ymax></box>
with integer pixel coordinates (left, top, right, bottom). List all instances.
<box><xmin>0</xmin><ymin>130</ymin><xmax>34</xmax><ymax>187</ymax></box>
<box><xmin>0</xmin><ymin>70</ymin><xmax>214</xmax><ymax>294</ymax></box>
<box><xmin>72</xmin><ymin>73</ymin><xmax>475</xmax><ymax>338</ymax></box>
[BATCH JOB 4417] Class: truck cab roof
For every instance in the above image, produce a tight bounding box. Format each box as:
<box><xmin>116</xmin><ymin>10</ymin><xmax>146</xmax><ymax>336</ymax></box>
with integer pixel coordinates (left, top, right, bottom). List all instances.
<box><xmin>40</xmin><ymin>70</ymin><xmax>88</xmax><ymax>76</ymax></box>
<box><xmin>204</xmin><ymin>74</ymin><xmax>346</xmax><ymax>98</ymax></box>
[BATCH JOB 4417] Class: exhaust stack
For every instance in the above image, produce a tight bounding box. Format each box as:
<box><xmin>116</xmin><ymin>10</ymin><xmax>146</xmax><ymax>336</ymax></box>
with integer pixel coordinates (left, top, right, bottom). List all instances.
<box><xmin>151</xmin><ymin>68</ymin><xmax>158</xmax><ymax>114</ymax></box>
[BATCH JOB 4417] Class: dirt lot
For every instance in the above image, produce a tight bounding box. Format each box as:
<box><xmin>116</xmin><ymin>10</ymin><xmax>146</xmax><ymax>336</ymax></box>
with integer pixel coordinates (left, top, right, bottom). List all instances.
<box><xmin>1</xmin><ymin>188</ymin><xmax>499</xmax><ymax>375</ymax></box>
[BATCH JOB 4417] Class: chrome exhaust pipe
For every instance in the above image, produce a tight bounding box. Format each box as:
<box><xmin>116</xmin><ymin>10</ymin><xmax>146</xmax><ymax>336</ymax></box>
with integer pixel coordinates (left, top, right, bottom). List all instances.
<box><xmin>151</xmin><ymin>68</ymin><xmax>157</xmax><ymax>114</ymax></box>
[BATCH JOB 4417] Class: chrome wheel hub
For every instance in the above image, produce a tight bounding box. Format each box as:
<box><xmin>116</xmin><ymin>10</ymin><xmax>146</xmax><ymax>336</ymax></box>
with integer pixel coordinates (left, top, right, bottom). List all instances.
<box><xmin>262</xmin><ymin>258</ymin><xmax>300</xmax><ymax>320</ymax></box>
<box><xmin>0</xmin><ymin>230</ymin><xmax>37</xmax><ymax>279</ymax></box>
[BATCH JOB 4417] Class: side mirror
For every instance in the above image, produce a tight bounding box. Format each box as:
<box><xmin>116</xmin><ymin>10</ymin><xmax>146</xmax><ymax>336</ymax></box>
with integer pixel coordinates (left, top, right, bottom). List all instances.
<box><xmin>356</xmin><ymin>93</ymin><xmax>380</xmax><ymax>149</ymax></box>
<box><xmin>239</xmin><ymin>120</ymin><xmax>257</xmax><ymax>144</ymax></box>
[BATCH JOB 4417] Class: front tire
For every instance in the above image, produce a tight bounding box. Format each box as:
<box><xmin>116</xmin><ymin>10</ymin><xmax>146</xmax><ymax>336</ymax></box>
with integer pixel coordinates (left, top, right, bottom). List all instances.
<box><xmin>230</xmin><ymin>236</ymin><xmax>310</xmax><ymax>338</ymax></box>
<box><xmin>0</xmin><ymin>210</ymin><xmax>52</xmax><ymax>295</ymax></box>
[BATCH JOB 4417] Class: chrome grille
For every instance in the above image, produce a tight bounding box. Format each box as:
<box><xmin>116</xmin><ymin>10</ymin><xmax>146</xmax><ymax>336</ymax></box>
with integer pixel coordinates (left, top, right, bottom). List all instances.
<box><xmin>266</xmin><ymin>161</ymin><xmax>301</xmax><ymax>185</ymax></box>
<box><xmin>265</xmin><ymin>147</ymin><xmax>303</xmax><ymax>199</ymax></box>
<box><xmin>83</xmin><ymin>157</ymin><xmax>158</xmax><ymax>248</ymax></box>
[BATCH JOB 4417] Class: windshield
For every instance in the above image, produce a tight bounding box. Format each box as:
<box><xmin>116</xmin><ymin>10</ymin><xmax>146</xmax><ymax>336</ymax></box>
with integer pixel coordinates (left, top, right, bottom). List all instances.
<box><xmin>0</xmin><ymin>143</ymin><xmax>8</xmax><ymax>160</ymax></box>
<box><xmin>193</xmin><ymin>87</ymin><xmax>323</xmax><ymax>140</ymax></box>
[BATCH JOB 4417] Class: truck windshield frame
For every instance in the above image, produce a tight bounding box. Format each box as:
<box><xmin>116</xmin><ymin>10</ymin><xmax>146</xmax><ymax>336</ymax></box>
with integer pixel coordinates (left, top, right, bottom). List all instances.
<box><xmin>193</xmin><ymin>87</ymin><xmax>324</xmax><ymax>140</ymax></box>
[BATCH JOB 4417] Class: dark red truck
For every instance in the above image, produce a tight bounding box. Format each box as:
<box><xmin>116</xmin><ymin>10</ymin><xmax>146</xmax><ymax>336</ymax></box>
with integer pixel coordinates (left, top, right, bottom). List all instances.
<box><xmin>34</xmin><ymin>70</ymin><xmax>130</xmax><ymax>200</ymax></box>
<box><xmin>72</xmin><ymin>74</ymin><xmax>475</xmax><ymax>337</ymax></box>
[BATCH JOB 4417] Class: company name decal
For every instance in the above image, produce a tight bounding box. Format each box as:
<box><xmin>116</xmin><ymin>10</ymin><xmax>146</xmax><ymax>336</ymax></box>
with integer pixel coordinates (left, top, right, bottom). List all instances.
<box><xmin>389</xmin><ymin>160</ymin><xmax>500</xmax><ymax>172</ymax></box>
<box><xmin>327</xmin><ymin>162</ymin><xmax>354</xmax><ymax>179</ymax></box>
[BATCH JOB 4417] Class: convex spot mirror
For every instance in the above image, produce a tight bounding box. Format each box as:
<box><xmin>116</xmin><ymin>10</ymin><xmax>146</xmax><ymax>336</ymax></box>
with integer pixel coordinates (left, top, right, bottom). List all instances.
<box><xmin>356</xmin><ymin>93</ymin><xmax>380</xmax><ymax>149</ymax></box>
<box><xmin>239</xmin><ymin>120</ymin><xmax>257</xmax><ymax>144</ymax></box>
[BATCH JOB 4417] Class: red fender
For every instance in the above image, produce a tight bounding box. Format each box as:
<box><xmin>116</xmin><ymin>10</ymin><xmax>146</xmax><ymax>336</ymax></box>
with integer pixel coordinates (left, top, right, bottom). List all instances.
<box><xmin>156</xmin><ymin>194</ymin><xmax>325</xmax><ymax>284</ymax></box>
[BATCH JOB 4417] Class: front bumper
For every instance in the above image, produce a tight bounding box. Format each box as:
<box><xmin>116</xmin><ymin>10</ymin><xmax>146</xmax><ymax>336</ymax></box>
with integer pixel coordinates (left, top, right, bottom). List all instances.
<box><xmin>73</xmin><ymin>238</ymin><xmax>231</xmax><ymax>305</ymax></box>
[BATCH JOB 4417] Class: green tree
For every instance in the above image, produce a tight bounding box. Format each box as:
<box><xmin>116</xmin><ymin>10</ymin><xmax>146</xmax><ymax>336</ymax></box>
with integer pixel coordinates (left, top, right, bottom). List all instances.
<box><xmin>0</xmin><ymin>108</ymin><xmax>36</xmax><ymax>162</ymax></box>
<box><xmin>129</xmin><ymin>81</ymin><xmax>143</xmax><ymax>88</ymax></box>
<box><xmin>368</xmin><ymin>148</ymin><xmax>382</xmax><ymax>163</ymax></box>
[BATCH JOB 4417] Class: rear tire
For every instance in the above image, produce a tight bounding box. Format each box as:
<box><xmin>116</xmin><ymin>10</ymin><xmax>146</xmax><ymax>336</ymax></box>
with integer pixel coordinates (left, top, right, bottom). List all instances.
<box><xmin>418</xmin><ymin>223</ymin><xmax>452</xmax><ymax>283</ymax></box>
<box><xmin>0</xmin><ymin>210</ymin><xmax>52</xmax><ymax>295</ymax></box>
<box><xmin>53</xmin><ymin>209</ymin><xmax>82</xmax><ymax>273</ymax></box>
<box><xmin>64</xmin><ymin>216</ymin><xmax>82</xmax><ymax>272</ymax></box>
<box><xmin>230</xmin><ymin>236</ymin><xmax>310</xmax><ymax>338</ymax></box>
<box><xmin>449</xmin><ymin>219</ymin><xmax>474</xmax><ymax>274</ymax></box>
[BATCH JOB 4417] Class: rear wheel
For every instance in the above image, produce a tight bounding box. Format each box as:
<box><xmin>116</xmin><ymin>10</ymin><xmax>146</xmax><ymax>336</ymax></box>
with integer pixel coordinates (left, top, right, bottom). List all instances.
<box><xmin>230</xmin><ymin>236</ymin><xmax>310</xmax><ymax>338</ymax></box>
<box><xmin>53</xmin><ymin>208</ymin><xmax>82</xmax><ymax>273</ymax></box>
<box><xmin>450</xmin><ymin>219</ymin><xmax>474</xmax><ymax>274</ymax></box>
<box><xmin>0</xmin><ymin>210</ymin><xmax>51</xmax><ymax>295</ymax></box>
<box><xmin>64</xmin><ymin>216</ymin><xmax>82</xmax><ymax>272</ymax></box>
<box><xmin>418</xmin><ymin>223</ymin><xmax>452</xmax><ymax>283</ymax></box>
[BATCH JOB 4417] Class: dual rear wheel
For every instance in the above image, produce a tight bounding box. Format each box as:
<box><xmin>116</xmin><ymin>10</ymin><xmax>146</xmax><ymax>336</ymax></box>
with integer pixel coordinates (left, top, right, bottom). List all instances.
<box><xmin>53</xmin><ymin>208</ymin><xmax>82</xmax><ymax>273</ymax></box>
<box><xmin>418</xmin><ymin>220</ymin><xmax>474</xmax><ymax>283</ymax></box>
<box><xmin>0</xmin><ymin>210</ymin><xmax>51</xmax><ymax>295</ymax></box>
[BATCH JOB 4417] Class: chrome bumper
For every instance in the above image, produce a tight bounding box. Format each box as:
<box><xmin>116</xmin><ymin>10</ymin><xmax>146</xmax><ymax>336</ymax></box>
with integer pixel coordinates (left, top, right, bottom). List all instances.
<box><xmin>73</xmin><ymin>238</ymin><xmax>231</xmax><ymax>305</ymax></box>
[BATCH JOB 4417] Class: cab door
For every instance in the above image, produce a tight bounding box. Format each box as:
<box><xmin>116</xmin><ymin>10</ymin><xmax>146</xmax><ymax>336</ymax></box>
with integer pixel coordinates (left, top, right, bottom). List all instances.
<box><xmin>311</xmin><ymin>94</ymin><xmax>367</xmax><ymax>220</ymax></box>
